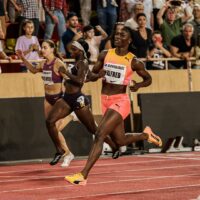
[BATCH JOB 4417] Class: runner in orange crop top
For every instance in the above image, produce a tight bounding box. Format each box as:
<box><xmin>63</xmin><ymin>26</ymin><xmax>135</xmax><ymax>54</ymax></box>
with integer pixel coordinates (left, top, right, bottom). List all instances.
<box><xmin>65</xmin><ymin>27</ymin><xmax>163</xmax><ymax>185</ymax></box>
<box><xmin>103</xmin><ymin>48</ymin><xmax>134</xmax><ymax>86</ymax></box>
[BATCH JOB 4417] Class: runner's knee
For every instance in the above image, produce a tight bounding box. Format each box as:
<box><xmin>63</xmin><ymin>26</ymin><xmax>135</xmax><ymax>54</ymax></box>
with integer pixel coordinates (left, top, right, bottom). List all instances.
<box><xmin>94</xmin><ymin>129</ymin><xmax>108</xmax><ymax>142</ymax></box>
<box><xmin>46</xmin><ymin>116</ymin><xmax>57</xmax><ymax>128</ymax></box>
<box><xmin>113</xmin><ymin>139</ymin><xmax>125</xmax><ymax>147</ymax></box>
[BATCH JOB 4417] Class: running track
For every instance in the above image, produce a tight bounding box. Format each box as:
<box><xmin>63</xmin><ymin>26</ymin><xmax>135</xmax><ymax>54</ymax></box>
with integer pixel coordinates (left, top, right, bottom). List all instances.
<box><xmin>0</xmin><ymin>152</ymin><xmax>200</xmax><ymax>200</ymax></box>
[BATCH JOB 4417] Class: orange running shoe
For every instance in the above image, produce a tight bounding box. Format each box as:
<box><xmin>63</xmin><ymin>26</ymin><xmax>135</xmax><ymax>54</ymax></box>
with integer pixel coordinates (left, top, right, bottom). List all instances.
<box><xmin>143</xmin><ymin>126</ymin><xmax>162</xmax><ymax>147</ymax></box>
<box><xmin>65</xmin><ymin>173</ymin><xmax>87</xmax><ymax>185</ymax></box>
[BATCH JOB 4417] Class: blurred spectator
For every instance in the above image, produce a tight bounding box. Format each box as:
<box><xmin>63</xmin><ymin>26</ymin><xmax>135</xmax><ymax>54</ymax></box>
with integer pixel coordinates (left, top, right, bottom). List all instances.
<box><xmin>190</xmin><ymin>3</ymin><xmax>200</xmax><ymax>45</ymax></box>
<box><xmin>0</xmin><ymin>0</ymin><xmax>8</xmax><ymax>36</ymax></box>
<box><xmin>104</xmin><ymin>22</ymin><xmax>125</xmax><ymax>49</ymax></box>
<box><xmin>125</xmin><ymin>2</ymin><xmax>144</xmax><ymax>30</ymax></box>
<box><xmin>153</xmin><ymin>0</ymin><xmax>165</xmax><ymax>30</ymax></box>
<box><xmin>7</xmin><ymin>0</ymin><xmax>18</xmax><ymax>23</ymax></box>
<box><xmin>62</xmin><ymin>12</ymin><xmax>82</xmax><ymax>58</ymax></box>
<box><xmin>190</xmin><ymin>4</ymin><xmax>200</xmax><ymax>68</ymax></box>
<box><xmin>147</xmin><ymin>30</ymin><xmax>171</xmax><ymax>70</ymax></box>
<box><xmin>125</xmin><ymin>0</ymin><xmax>154</xmax><ymax>30</ymax></box>
<box><xmin>17</xmin><ymin>0</ymin><xmax>40</xmax><ymax>36</ymax></box>
<box><xmin>83</xmin><ymin>25</ymin><xmax>107</xmax><ymax>63</ymax></box>
<box><xmin>157</xmin><ymin>0</ymin><xmax>192</xmax><ymax>48</ymax></box>
<box><xmin>0</xmin><ymin>19</ymin><xmax>5</xmax><ymax>40</ymax></box>
<box><xmin>119</xmin><ymin>0</ymin><xmax>131</xmax><ymax>22</ymax></box>
<box><xmin>0</xmin><ymin>45</ymin><xmax>11</xmax><ymax>73</ymax></box>
<box><xmin>0</xmin><ymin>23</ymin><xmax>10</xmax><ymax>62</ymax></box>
<box><xmin>80</xmin><ymin>0</ymin><xmax>91</xmax><ymax>26</ymax></box>
<box><xmin>170</xmin><ymin>23</ymin><xmax>195</xmax><ymax>69</ymax></box>
<box><xmin>42</xmin><ymin>0</ymin><xmax>68</xmax><ymax>53</ymax></box>
<box><xmin>15</xmin><ymin>19</ymin><xmax>41</xmax><ymax>72</ymax></box>
<box><xmin>132</xmin><ymin>13</ymin><xmax>152</xmax><ymax>58</ymax></box>
<box><xmin>97</xmin><ymin>0</ymin><xmax>118</xmax><ymax>36</ymax></box>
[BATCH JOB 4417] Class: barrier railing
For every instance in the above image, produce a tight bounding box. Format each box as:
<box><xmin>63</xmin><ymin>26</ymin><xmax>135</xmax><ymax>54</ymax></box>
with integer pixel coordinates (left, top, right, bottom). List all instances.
<box><xmin>0</xmin><ymin>57</ymin><xmax>197</xmax><ymax>68</ymax></box>
<box><xmin>0</xmin><ymin>58</ymin><xmax>75</xmax><ymax>64</ymax></box>
<box><xmin>0</xmin><ymin>57</ymin><xmax>199</xmax><ymax>91</ymax></box>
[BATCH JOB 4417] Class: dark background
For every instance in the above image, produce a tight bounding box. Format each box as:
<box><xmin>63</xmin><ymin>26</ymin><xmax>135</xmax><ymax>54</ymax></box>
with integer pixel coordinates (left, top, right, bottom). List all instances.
<box><xmin>0</xmin><ymin>97</ymin><xmax>93</xmax><ymax>161</ymax></box>
<box><xmin>138</xmin><ymin>92</ymin><xmax>200</xmax><ymax>149</ymax></box>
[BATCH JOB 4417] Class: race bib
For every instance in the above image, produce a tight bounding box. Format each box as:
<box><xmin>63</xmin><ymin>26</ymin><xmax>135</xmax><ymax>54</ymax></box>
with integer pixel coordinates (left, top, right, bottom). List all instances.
<box><xmin>42</xmin><ymin>70</ymin><xmax>54</xmax><ymax>85</ymax></box>
<box><xmin>104</xmin><ymin>63</ymin><xmax>126</xmax><ymax>84</ymax></box>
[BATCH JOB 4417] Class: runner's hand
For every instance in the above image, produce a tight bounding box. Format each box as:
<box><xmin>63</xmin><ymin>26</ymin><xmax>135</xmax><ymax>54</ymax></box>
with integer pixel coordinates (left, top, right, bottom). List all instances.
<box><xmin>129</xmin><ymin>80</ymin><xmax>140</xmax><ymax>92</ymax></box>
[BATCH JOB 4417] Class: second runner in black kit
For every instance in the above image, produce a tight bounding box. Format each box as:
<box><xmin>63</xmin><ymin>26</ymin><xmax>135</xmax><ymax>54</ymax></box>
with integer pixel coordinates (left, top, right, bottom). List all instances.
<box><xmin>46</xmin><ymin>39</ymin><xmax>118</xmax><ymax>161</ymax></box>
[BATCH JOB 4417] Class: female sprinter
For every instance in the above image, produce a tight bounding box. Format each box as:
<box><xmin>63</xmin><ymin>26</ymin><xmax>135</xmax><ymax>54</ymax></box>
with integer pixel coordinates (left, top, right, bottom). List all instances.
<box><xmin>16</xmin><ymin>40</ymin><xmax>74</xmax><ymax>167</ymax></box>
<box><xmin>65</xmin><ymin>27</ymin><xmax>162</xmax><ymax>185</ymax></box>
<box><xmin>45</xmin><ymin>39</ymin><xmax>118</xmax><ymax>164</ymax></box>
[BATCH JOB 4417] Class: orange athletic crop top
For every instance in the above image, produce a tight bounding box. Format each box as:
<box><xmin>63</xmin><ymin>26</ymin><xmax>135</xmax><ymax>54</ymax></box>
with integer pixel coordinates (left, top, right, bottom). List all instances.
<box><xmin>103</xmin><ymin>49</ymin><xmax>135</xmax><ymax>85</ymax></box>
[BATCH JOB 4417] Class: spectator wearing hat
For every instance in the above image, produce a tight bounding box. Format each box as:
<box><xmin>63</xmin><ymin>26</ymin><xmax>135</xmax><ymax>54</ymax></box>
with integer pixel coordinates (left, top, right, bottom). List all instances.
<box><xmin>62</xmin><ymin>12</ymin><xmax>82</xmax><ymax>58</ymax></box>
<box><xmin>83</xmin><ymin>25</ymin><xmax>107</xmax><ymax>63</ymax></box>
<box><xmin>42</xmin><ymin>0</ymin><xmax>68</xmax><ymax>53</ymax></box>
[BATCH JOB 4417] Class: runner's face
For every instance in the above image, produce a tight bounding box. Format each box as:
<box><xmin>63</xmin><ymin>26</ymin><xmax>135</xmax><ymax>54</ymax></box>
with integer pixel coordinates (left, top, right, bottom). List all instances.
<box><xmin>41</xmin><ymin>42</ymin><xmax>54</xmax><ymax>58</ymax></box>
<box><xmin>115</xmin><ymin>24</ymin><xmax>124</xmax><ymax>32</ymax></box>
<box><xmin>114</xmin><ymin>29</ymin><xmax>131</xmax><ymax>48</ymax></box>
<box><xmin>70</xmin><ymin>45</ymin><xmax>81</xmax><ymax>58</ymax></box>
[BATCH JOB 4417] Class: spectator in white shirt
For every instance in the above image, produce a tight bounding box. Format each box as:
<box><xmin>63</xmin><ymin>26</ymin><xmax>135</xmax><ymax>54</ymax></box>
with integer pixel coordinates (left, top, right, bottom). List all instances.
<box><xmin>83</xmin><ymin>25</ymin><xmax>108</xmax><ymax>63</ymax></box>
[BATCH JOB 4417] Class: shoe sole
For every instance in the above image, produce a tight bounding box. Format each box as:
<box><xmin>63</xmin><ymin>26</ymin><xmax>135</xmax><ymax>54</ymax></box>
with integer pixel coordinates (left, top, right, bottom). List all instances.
<box><xmin>64</xmin><ymin>177</ymin><xmax>87</xmax><ymax>186</ymax></box>
<box><xmin>144</xmin><ymin>128</ymin><xmax>162</xmax><ymax>147</ymax></box>
<box><xmin>148</xmin><ymin>133</ymin><xmax>162</xmax><ymax>147</ymax></box>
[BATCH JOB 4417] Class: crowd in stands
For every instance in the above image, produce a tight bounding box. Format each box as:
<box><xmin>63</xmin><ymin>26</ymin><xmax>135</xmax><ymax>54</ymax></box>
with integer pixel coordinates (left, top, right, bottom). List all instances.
<box><xmin>0</xmin><ymin>0</ymin><xmax>200</xmax><ymax>72</ymax></box>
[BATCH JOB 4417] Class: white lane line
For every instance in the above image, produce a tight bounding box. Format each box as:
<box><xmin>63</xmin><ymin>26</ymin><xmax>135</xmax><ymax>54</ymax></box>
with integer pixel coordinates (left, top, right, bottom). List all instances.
<box><xmin>138</xmin><ymin>154</ymin><xmax>200</xmax><ymax>161</ymax></box>
<box><xmin>90</xmin><ymin>163</ymin><xmax>200</xmax><ymax>176</ymax></box>
<box><xmin>1</xmin><ymin>172</ymin><xmax>200</xmax><ymax>194</ymax></box>
<box><xmin>0</xmin><ymin>176</ymin><xmax>63</xmax><ymax>183</ymax></box>
<box><xmin>0</xmin><ymin>152</ymin><xmax>199</xmax><ymax>175</ymax></box>
<box><xmin>0</xmin><ymin>158</ymin><xmax>175</xmax><ymax>175</ymax></box>
<box><xmin>48</xmin><ymin>184</ymin><xmax>200</xmax><ymax>200</ymax></box>
<box><xmin>0</xmin><ymin>154</ymin><xmax>200</xmax><ymax>174</ymax></box>
<box><xmin>1</xmin><ymin>163</ymin><xmax>200</xmax><ymax>183</ymax></box>
<box><xmin>2</xmin><ymin>153</ymin><xmax>199</xmax><ymax>176</ymax></box>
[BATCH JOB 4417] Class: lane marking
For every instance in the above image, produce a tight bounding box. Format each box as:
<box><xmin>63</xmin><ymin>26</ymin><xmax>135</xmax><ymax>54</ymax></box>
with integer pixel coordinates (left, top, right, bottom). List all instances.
<box><xmin>1</xmin><ymin>172</ymin><xmax>200</xmax><ymax>193</ymax></box>
<box><xmin>1</xmin><ymin>152</ymin><xmax>200</xmax><ymax>175</ymax></box>
<box><xmin>1</xmin><ymin>163</ymin><xmax>200</xmax><ymax>183</ymax></box>
<box><xmin>0</xmin><ymin>158</ymin><xmax>176</xmax><ymax>174</ymax></box>
<box><xmin>138</xmin><ymin>154</ymin><xmax>200</xmax><ymax>161</ymax></box>
<box><xmin>48</xmin><ymin>184</ymin><xmax>200</xmax><ymax>200</ymax></box>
